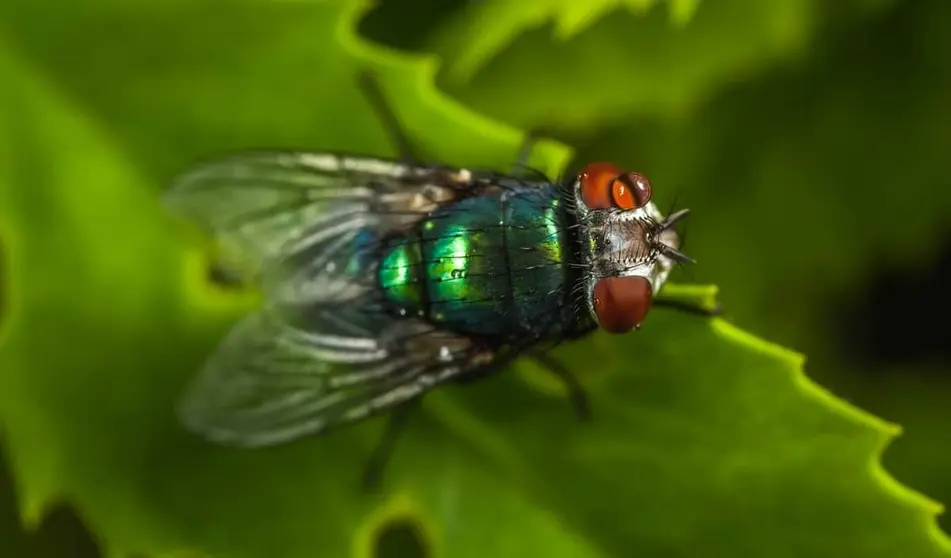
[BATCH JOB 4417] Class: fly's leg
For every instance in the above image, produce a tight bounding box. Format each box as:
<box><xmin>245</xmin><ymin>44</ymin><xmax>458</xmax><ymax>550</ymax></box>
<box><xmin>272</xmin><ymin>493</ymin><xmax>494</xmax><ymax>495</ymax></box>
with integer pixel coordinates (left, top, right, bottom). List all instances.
<box><xmin>512</xmin><ymin>130</ymin><xmax>540</xmax><ymax>173</ymax></box>
<box><xmin>357</xmin><ymin>71</ymin><xmax>419</xmax><ymax>163</ymax></box>
<box><xmin>531</xmin><ymin>353</ymin><xmax>591</xmax><ymax>422</ymax></box>
<box><xmin>361</xmin><ymin>398</ymin><xmax>421</xmax><ymax>492</ymax></box>
<box><xmin>509</xmin><ymin>130</ymin><xmax>558</xmax><ymax>183</ymax></box>
<box><xmin>653</xmin><ymin>298</ymin><xmax>723</xmax><ymax>318</ymax></box>
<box><xmin>360</xmin><ymin>70</ymin><xmax>549</xmax><ymax>183</ymax></box>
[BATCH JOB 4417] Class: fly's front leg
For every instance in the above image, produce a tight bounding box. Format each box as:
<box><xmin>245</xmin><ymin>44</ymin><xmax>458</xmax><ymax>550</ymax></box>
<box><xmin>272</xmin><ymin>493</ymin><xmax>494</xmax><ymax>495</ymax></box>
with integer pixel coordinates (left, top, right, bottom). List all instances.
<box><xmin>530</xmin><ymin>353</ymin><xmax>591</xmax><ymax>422</ymax></box>
<box><xmin>357</xmin><ymin>71</ymin><xmax>420</xmax><ymax>164</ymax></box>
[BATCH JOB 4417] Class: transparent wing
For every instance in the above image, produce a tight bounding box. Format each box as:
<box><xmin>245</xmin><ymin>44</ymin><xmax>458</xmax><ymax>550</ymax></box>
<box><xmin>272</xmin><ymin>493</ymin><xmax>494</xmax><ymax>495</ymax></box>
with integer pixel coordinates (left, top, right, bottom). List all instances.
<box><xmin>178</xmin><ymin>309</ymin><xmax>482</xmax><ymax>447</ymax></box>
<box><xmin>165</xmin><ymin>151</ymin><xmax>491</xmax><ymax>446</ymax></box>
<box><xmin>164</xmin><ymin>151</ymin><xmax>468</xmax><ymax>294</ymax></box>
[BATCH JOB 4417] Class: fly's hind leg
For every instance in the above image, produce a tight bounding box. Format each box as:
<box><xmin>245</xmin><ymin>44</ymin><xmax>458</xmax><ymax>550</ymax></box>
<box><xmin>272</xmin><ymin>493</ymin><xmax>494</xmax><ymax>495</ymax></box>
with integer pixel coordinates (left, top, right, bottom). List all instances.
<box><xmin>361</xmin><ymin>398</ymin><xmax>421</xmax><ymax>493</ymax></box>
<box><xmin>357</xmin><ymin>71</ymin><xmax>420</xmax><ymax>163</ymax></box>
<box><xmin>531</xmin><ymin>353</ymin><xmax>591</xmax><ymax>422</ymax></box>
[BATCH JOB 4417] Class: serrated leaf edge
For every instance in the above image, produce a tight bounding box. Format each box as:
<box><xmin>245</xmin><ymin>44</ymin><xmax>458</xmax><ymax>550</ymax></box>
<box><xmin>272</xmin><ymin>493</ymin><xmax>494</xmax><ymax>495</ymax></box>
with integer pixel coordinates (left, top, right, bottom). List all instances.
<box><xmin>714</xmin><ymin>319</ymin><xmax>951</xmax><ymax>552</ymax></box>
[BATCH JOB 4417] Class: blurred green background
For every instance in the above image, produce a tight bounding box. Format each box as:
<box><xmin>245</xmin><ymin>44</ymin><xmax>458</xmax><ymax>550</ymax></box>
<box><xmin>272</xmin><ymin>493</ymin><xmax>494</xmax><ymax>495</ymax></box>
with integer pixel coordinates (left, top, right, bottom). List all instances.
<box><xmin>2</xmin><ymin>0</ymin><xmax>950</xmax><ymax>556</ymax></box>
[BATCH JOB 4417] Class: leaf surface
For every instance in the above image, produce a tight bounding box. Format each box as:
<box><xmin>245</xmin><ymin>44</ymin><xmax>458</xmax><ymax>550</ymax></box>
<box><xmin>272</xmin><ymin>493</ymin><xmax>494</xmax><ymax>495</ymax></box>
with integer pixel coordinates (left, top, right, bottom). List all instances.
<box><xmin>0</xmin><ymin>1</ymin><xmax>946</xmax><ymax>557</ymax></box>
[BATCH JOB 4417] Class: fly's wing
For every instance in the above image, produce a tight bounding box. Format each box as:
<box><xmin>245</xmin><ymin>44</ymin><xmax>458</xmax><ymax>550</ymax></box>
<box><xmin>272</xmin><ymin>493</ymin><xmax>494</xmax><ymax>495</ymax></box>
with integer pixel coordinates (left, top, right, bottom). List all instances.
<box><xmin>164</xmin><ymin>151</ymin><xmax>467</xmax><ymax>290</ymax></box>
<box><xmin>174</xmin><ymin>309</ymin><xmax>489</xmax><ymax>447</ymax></box>
<box><xmin>164</xmin><ymin>151</ymin><xmax>493</xmax><ymax>447</ymax></box>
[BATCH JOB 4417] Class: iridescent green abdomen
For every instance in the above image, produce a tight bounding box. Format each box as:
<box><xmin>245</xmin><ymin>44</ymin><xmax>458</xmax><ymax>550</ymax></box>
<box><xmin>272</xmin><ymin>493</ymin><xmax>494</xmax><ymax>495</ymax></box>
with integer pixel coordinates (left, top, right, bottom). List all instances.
<box><xmin>378</xmin><ymin>186</ymin><xmax>576</xmax><ymax>337</ymax></box>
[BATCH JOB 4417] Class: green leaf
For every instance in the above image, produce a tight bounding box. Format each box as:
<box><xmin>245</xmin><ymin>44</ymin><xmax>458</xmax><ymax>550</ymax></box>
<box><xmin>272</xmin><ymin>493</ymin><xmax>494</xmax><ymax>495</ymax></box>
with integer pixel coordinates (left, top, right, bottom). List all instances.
<box><xmin>421</xmin><ymin>0</ymin><xmax>880</xmax><ymax>133</ymax></box>
<box><xmin>0</xmin><ymin>439</ymin><xmax>102</xmax><ymax>558</ymax></box>
<box><xmin>840</xmin><ymin>366</ymin><xmax>951</xmax><ymax>515</ymax></box>
<box><xmin>425</xmin><ymin>0</ymin><xmax>701</xmax><ymax>85</ymax></box>
<box><xmin>0</xmin><ymin>1</ymin><xmax>948</xmax><ymax>558</ymax></box>
<box><xmin>562</xmin><ymin>0</ymin><xmax>951</xmax><ymax>435</ymax></box>
<box><xmin>0</xmin><ymin>441</ymin><xmax>27</xmax><ymax>557</ymax></box>
<box><xmin>559</xmin><ymin>0</ymin><xmax>951</xmax><ymax>534</ymax></box>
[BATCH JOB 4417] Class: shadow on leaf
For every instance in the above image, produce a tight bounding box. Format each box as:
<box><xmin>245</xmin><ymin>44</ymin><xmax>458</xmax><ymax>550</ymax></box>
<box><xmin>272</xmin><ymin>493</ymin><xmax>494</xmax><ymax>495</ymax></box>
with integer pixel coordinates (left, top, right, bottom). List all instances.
<box><xmin>28</xmin><ymin>503</ymin><xmax>101</xmax><ymax>558</ymax></box>
<box><xmin>0</xmin><ymin>438</ymin><xmax>101</xmax><ymax>558</ymax></box>
<box><xmin>837</xmin><ymin>226</ymin><xmax>951</xmax><ymax>368</ymax></box>
<box><xmin>374</xmin><ymin>517</ymin><xmax>429</xmax><ymax>558</ymax></box>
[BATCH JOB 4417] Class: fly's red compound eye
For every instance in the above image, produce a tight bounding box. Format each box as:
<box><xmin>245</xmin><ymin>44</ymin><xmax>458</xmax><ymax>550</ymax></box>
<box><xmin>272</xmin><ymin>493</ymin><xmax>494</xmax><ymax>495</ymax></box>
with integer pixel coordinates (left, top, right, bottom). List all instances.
<box><xmin>612</xmin><ymin>172</ymin><xmax>652</xmax><ymax>210</ymax></box>
<box><xmin>579</xmin><ymin>162</ymin><xmax>653</xmax><ymax>210</ymax></box>
<box><xmin>579</xmin><ymin>162</ymin><xmax>623</xmax><ymax>209</ymax></box>
<box><xmin>593</xmin><ymin>276</ymin><xmax>653</xmax><ymax>333</ymax></box>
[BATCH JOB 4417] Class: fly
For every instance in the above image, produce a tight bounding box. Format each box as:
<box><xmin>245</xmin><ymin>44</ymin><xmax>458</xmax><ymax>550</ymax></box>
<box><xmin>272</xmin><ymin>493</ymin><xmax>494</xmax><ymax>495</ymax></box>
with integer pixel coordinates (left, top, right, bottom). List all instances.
<box><xmin>163</xmin><ymin>73</ymin><xmax>718</xmax><ymax>490</ymax></box>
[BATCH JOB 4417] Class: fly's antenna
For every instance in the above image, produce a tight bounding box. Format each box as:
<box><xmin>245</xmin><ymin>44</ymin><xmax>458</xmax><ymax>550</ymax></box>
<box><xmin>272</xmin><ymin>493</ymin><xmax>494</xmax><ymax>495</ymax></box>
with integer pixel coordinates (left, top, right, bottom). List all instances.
<box><xmin>653</xmin><ymin>208</ymin><xmax>696</xmax><ymax>265</ymax></box>
<box><xmin>659</xmin><ymin>189</ymin><xmax>690</xmax><ymax>247</ymax></box>
<box><xmin>658</xmin><ymin>208</ymin><xmax>691</xmax><ymax>231</ymax></box>
<box><xmin>656</xmin><ymin>243</ymin><xmax>696</xmax><ymax>265</ymax></box>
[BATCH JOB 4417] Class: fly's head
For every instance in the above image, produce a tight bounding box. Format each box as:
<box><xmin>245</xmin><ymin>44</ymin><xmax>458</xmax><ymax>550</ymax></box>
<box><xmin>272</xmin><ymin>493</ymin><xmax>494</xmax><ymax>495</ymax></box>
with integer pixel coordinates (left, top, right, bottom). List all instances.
<box><xmin>572</xmin><ymin>162</ymin><xmax>695</xmax><ymax>333</ymax></box>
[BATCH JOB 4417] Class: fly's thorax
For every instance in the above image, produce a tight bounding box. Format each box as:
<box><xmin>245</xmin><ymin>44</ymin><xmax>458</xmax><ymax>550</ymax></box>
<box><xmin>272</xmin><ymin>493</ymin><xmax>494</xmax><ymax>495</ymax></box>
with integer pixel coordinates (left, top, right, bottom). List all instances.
<box><xmin>377</xmin><ymin>185</ymin><xmax>579</xmax><ymax>339</ymax></box>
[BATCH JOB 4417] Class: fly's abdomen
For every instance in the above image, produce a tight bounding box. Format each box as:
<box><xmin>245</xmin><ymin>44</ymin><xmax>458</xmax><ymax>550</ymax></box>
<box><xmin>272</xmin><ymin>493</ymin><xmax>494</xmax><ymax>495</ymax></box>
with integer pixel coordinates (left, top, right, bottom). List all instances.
<box><xmin>379</xmin><ymin>186</ymin><xmax>573</xmax><ymax>337</ymax></box>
